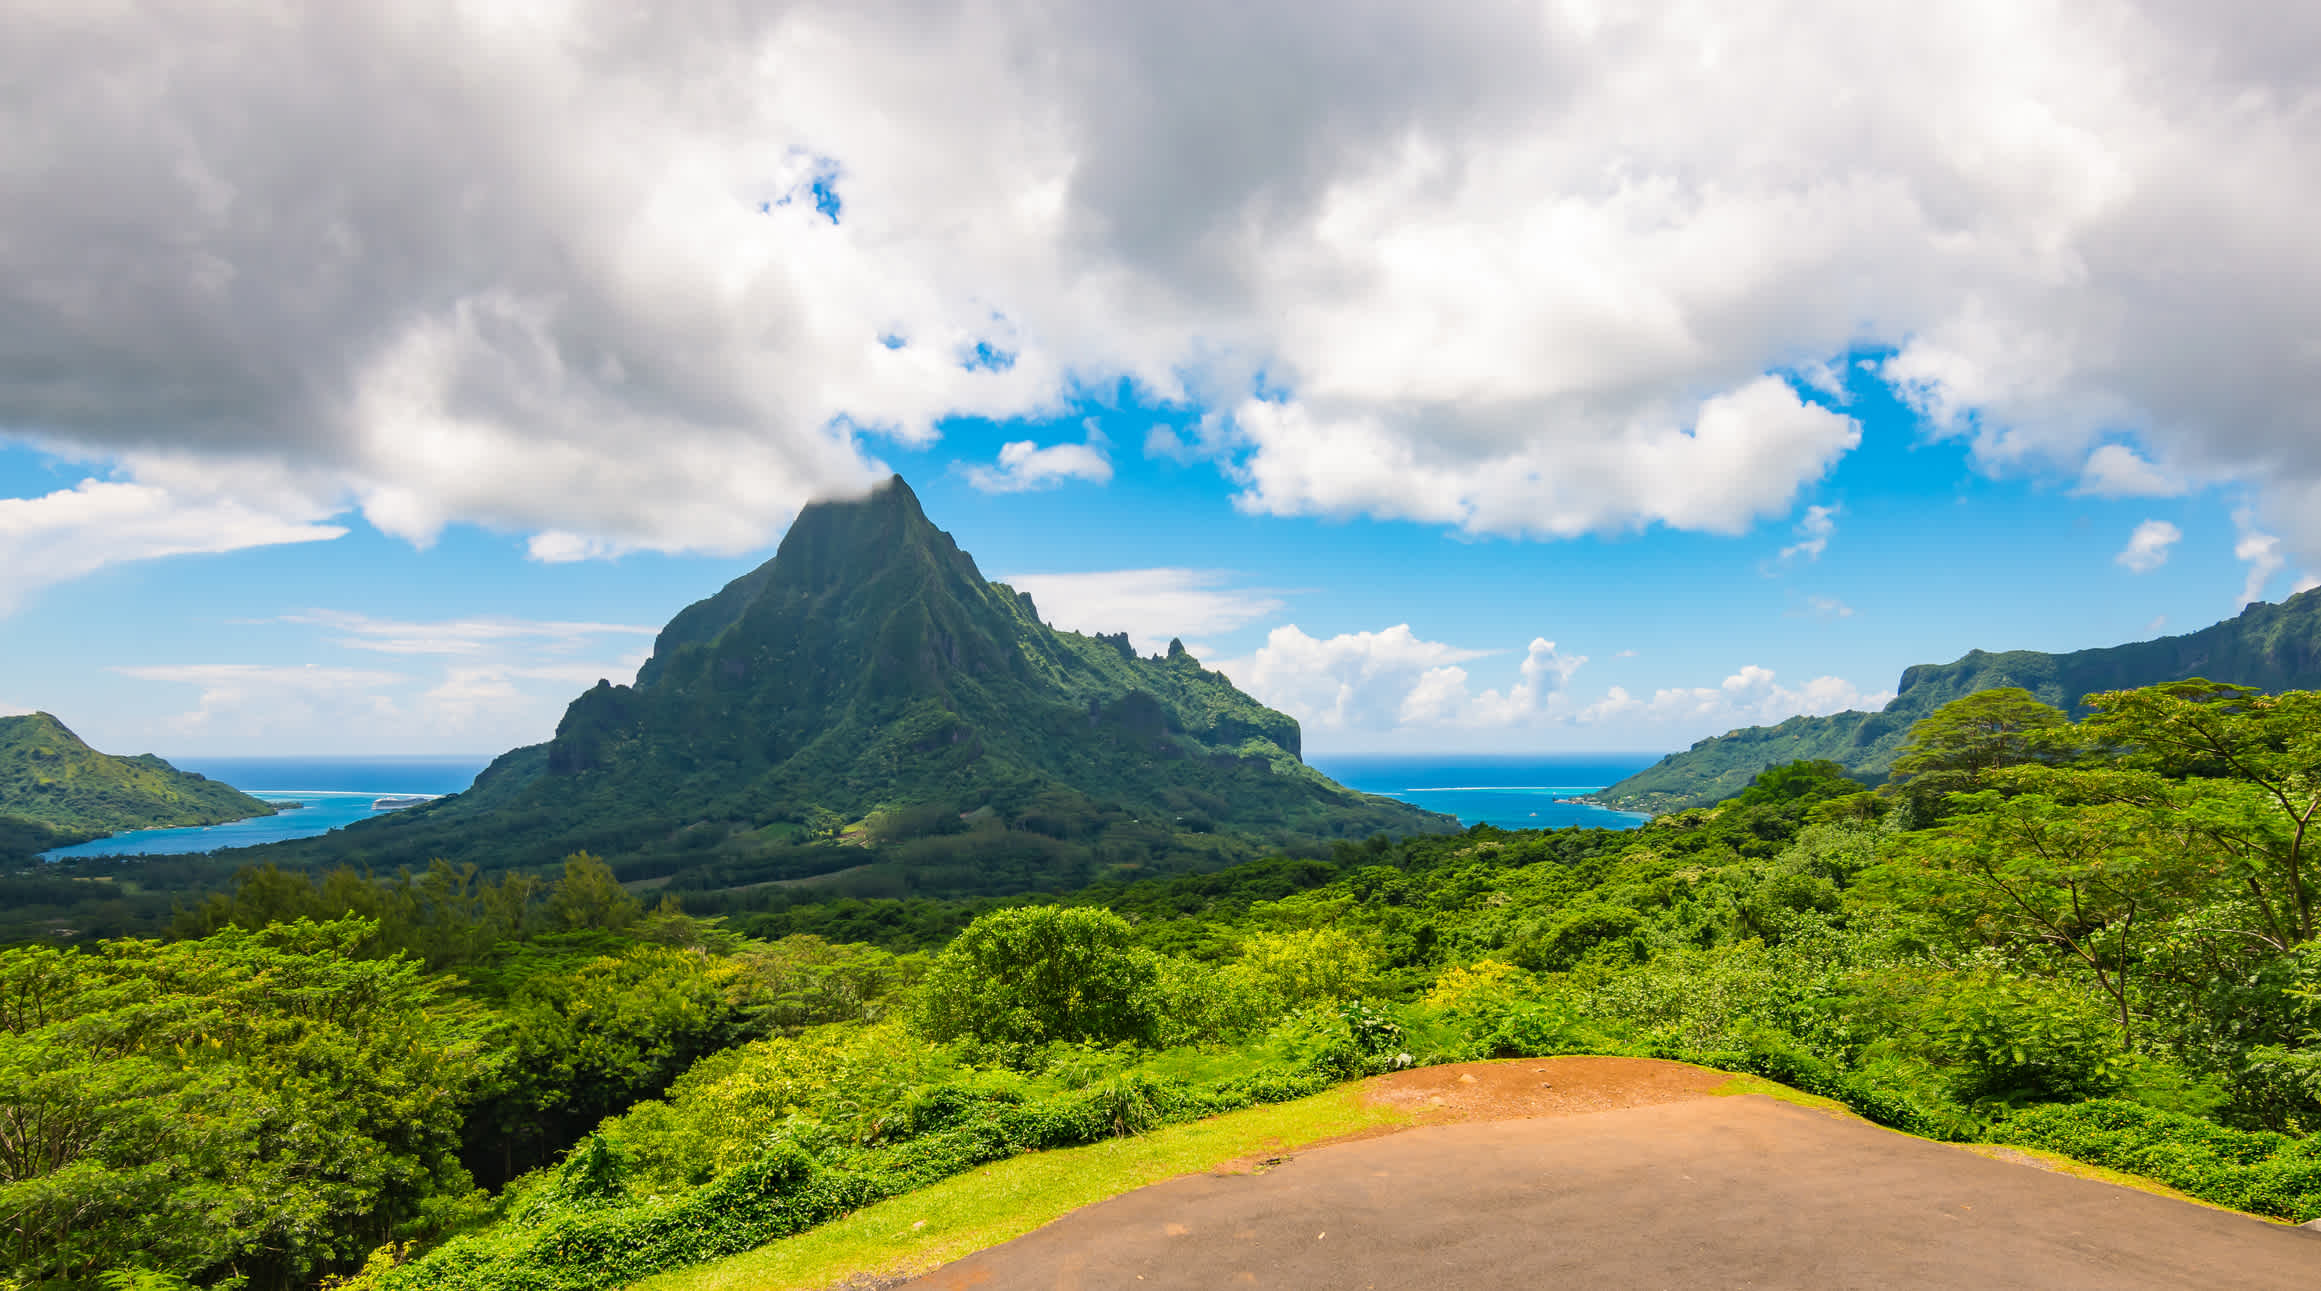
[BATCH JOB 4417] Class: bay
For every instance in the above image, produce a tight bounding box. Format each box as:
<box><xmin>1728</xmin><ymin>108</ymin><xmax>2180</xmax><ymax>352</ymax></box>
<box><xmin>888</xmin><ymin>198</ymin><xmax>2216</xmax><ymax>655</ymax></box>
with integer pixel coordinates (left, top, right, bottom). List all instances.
<box><xmin>38</xmin><ymin>756</ymin><xmax>492</xmax><ymax>860</ymax></box>
<box><xmin>39</xmin><ymin>751</ymin><xmax>1658</xmax><ymax>860</ymax></box>
<box><xmin>1307</xmin><ymin>753</ymin><xmax>1658</xmax><ymax>831</ymax></box>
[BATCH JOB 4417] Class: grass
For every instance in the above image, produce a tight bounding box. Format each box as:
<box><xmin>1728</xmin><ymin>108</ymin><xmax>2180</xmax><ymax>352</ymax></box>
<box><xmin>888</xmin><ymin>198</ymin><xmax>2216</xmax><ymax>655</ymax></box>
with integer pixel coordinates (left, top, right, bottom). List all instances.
<box><xmin>630</xmin><ymin>1083</ymin><xmax>1414</xmax><ymax>1291</ymax></box>
<box><xmin>1708</xmin><ymin>1072</ymin><xmax>1857</xmax><ymax>1117</ymax></box>
<box><xmin>1952</xmin><ymin>1143</ymin><xmax>2269</xmax><ymax>1217</ymax></box>
<box><xmin>1703</xmin><ymin>1074</ymin><xmax>2272</xmax><ymax>1220</ymax></box>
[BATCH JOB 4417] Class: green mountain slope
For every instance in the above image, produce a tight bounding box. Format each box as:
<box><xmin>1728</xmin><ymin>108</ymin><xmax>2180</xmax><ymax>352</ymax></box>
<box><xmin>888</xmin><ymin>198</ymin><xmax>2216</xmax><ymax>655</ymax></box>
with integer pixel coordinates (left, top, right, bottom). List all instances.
<box><xmin>0</xmin><ymin>713</ymin><xmax>275</xmax><ymax>843</ymax></box>
<box><xmin>265</xmin><ymin>478</ymin><xmax>1452</xmax><ymax>892</ymax></box>
<box><xmin>1596</xmin><ymin>588</ymin><xmax>2321</xmax><ymax>813</ymax></box>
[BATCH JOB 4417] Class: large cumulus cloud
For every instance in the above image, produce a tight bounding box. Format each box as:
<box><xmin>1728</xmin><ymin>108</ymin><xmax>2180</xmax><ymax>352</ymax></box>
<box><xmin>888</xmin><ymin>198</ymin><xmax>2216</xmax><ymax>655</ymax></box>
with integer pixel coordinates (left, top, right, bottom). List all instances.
<box><xmin>4</xmin><ymin>0</ymin><xmax>2317</xmax><ymax>563</ymax></box>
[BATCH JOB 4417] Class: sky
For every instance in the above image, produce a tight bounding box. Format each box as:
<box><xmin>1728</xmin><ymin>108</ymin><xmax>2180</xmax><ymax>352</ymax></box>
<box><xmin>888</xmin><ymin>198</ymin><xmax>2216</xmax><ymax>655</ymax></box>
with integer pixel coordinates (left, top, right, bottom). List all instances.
<box><xmin>2</xmin><ymin>0</ymin><xmax>2317</xmax><ymax>758</ymax></box>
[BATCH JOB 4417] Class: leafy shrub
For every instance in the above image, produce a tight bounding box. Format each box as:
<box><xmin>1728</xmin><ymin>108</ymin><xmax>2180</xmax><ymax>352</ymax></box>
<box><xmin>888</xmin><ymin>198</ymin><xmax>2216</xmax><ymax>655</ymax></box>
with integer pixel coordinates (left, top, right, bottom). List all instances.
<box><xmin>915</xmin><ymin>907</ymin><xmax>1162</xmax><ymax>1047</ymax></box>
<box><xmin>1422</xmin><ymin>959</ymin><xmax>1521</xmax><ymax>1010</ymax></box>
<box><xmin>1514</xmin><ymin>904</ymin><xmax>1646</xmax><ymax>972</ymax></box>
<box><xmin>1687</xmin><ymin>1028</ymin><xmax>1976</xmax><ymax>1141</ymax></box>
<box><xmin>1233</xmin><ymin>927</ymin><xmax>1379</xmax><ymax>1004</ymax></box>
<box><xmin>1908</xmin><ymin>973</ymin><xmax>2127</xmax><ymax>1109</ymax></box>
<box><xmin>1994</xmin><ymin>1099</ymin><xmax>2321</xmax><ymax>1222</ymax></box>
<box><xmin>377</xmin><ymin>1140</ymin><xmax>841</xmax><ymax>1291</ymax></box>
<box><xmin>1338</xmin><ymin>1000</ymin><xmax>1404</xmax><ymax>1059</ymax></box>
<box><xmin>381</xmin><ymin>1056</ymin><xmax>1340</xmax><ymax>1291</ymax></box>
<box><xmin>1150</xmin><ymin>956</ymin><xmax>1277</xmax><ymax>1045</ymax></box>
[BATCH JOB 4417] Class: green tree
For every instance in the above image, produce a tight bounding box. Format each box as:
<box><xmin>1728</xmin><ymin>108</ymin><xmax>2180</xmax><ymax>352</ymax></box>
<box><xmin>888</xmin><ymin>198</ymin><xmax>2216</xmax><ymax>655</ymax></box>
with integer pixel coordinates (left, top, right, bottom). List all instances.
<box><xmin>1734</xmin><ymin>759</ymin><xmax>1864</xmax><ymax>808</ymax></box>
<box><xmin>466</xmin><ymin>945</ymin><xmax>738</xmax><ymax>1186</ymax></box>
<box><xmin>2083</xmin><ymin>681</ymin><xmax>2321</xmax><ymax>946</ymax></box>
<box><xmin>1882</xmin><ymin>783</ymin><xmax>2205</xmax><ymax>1046</ymax></box>
<box><xmin>1887</xmin><ymin>688</ymin><xmax>2075</xmax><ymax>824</ymax></box>
<box><xmin>915</xmin><ymin>906</ymin><xmax>1161</xmax><ymax>1047</ymax></box>
<box><xmin>1514</xmin><ymin>903</ymin><xmax>1648</xmax><ymax>972</ymax></box>
<box><xmin>547</xmin><ymin>852</ymin><xmax>642</xmax><ymax>932</ymax></box>
<box><xmin>0</xmin><ymin>920</ymin><xmax>489</xmax><ymax>1288</ymax></box>
<box><xmin>1891</xmin><ymin>688</ymin><xmax>2072</xmax><ymax>783</ymax></box>
<box><xmin>1231</xmin><ymin>927</ymin><xmax>1379</xmax><ymax>1005</ymax></box>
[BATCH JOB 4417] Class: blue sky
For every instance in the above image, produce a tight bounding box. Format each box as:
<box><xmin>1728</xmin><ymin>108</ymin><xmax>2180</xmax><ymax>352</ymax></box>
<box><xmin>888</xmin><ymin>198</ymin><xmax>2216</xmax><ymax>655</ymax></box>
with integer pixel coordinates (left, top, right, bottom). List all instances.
<box><xmin>2</xmin><ymin>2</ymin><xmax>2316</xmax><ymax>758</ymax></box>
<box><xmin>0</xmin><ymin>352</ymin><xmax>2293</xmax><ymax>758</ymax></box>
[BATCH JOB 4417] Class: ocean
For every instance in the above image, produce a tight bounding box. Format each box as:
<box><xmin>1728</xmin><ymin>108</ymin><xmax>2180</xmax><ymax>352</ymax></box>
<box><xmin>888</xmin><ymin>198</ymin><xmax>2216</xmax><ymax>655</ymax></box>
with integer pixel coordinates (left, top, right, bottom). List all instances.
<box><xmin>37</xmin><ymin>756</ymin><xmax>492</xmax><ymax>860</ymax></box>
<box><xmin>37</xmin><ymin>750</ymin><xmax>1657</xmax><ymax>861</ymax></box>
<box><xmin>1305</xmin><ymin>753</ymin><xmax>1658</xmax><ymax>831</ymax></box>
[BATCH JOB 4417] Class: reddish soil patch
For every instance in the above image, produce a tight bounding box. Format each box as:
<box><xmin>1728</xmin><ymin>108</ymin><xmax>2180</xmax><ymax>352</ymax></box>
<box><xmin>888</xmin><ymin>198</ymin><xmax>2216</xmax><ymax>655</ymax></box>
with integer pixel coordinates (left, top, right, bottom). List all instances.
<box><xmin>1358</xmin><ymin>1054</ymin><xmax>1727</xmax><ymax>1124</ymax></box>
<box><xmin>1202</xmin><ymin>1057</ymin><xmax>1727</xmax><ymax>1177</ymax></box>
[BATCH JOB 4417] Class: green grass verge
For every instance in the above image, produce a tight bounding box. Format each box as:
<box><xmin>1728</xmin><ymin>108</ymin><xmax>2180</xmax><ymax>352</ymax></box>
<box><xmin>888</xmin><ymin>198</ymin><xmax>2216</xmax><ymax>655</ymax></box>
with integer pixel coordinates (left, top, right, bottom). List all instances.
<box><xmin>1708</xmin><ymin>1074</ymin><xmax>2282</xmax><ymax>1221</ymax></box>
<box><xmin>630</xmin><ymin>1083</ymin><xmax>1413</xmax><ymax>1291</ymax></box>
<box><xmin>1708</xmin><ymin>1072</ymin><xmax>1855</xmax><ymax>1116</ymax></box>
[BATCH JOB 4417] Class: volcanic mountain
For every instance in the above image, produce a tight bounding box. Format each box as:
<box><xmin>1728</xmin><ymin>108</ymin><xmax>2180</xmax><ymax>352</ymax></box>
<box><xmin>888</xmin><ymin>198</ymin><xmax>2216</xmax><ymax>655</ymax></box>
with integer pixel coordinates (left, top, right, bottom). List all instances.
<box><xmin>285</xmin><ymin>477</ymin><xmax>1452</xmax><ymax>895</ymax></box>
<box><xmin>0</xmin><ymin>712</ymin><xmax>276</xmax><ymax>859</ymax></box>
<box><xmin>1596</xmin><ymin>587</ymin><xmax>2321</xmax><ymax>813</ymax></box>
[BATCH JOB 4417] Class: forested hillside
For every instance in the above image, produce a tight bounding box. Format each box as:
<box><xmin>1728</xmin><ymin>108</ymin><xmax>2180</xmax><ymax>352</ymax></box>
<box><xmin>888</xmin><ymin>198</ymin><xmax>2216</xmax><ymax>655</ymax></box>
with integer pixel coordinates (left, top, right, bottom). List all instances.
<box><xmin>231</xmin><ymin>478</ymin><xmax>1448</xmax><ymax>898</ymax></box>
<box><xmin>12</xmin><ymin>678</ymin><xmax>2321</xmax><ymax>1289</ymax></box>
<box><xmin>0</xmin><ymin>712</ymin><xmax>275</xmax><ymax>854</ymax></box>
<box><xmin>1595</xmin><ymin>588</ymin><xmax>2321</xmax><ymax>812</ymax></box>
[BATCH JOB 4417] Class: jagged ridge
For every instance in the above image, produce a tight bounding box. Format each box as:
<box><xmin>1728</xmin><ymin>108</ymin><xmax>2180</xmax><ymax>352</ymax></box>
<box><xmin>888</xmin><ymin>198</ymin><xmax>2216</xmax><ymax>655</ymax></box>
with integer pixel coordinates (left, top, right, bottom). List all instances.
<box><xmin>1596</xmin><ymin>588</ymin><xmax>2321</xmax><ymax>813</ymax></box>
<box><xmin>271</xmin><ymin>477</ymin><xmax>1451</xmax><ymax>891</ymax></box>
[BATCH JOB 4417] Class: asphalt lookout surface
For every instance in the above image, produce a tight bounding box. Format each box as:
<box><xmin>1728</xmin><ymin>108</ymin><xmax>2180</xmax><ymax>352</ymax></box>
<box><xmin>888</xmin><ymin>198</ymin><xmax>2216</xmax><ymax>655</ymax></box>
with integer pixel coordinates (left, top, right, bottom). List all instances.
<box><xmin>901</xmin><ymin>1058</ymin><xmax>2318</xmax><ymax>1290</ymax></box>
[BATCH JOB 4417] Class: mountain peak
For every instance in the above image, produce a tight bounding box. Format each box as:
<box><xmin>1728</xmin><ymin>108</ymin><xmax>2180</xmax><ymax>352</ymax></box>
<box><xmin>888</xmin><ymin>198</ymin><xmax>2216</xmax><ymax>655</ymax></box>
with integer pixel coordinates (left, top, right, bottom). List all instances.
<box><xmin>0</xmin><ymin>712</ymin><xmax>274</xmax><ymax>837</ymax></box>
<box><xmin>321</xmin><ymin>481</ymin><xmax>1452</xmax><ymax>884</ymax></box>
<box><xmin>775</xmin><ymin>474</ymin><xmax>967</xmax><ymax>587</ymax></box>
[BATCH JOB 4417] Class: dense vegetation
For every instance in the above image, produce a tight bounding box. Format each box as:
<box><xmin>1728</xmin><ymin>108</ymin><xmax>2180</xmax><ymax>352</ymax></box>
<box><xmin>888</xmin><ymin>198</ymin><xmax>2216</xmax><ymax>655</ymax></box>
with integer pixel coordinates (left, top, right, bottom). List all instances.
<box><xmin>0</xmin><ymin>713</ymin><xmax>274</xmax><ymax>851</ymax></box>
<box><xmin>213</xmin><ymin>478</ymin><xmax>1447</xmax><ymax>897</ymax></box>
<box><xmin>1595</xmin><ymin>587</ymin><xmax>2321</xmax><ymax>811</ymax></box>
<box><xmin>10</xmin><ymin>676</ymin><xmax>2321</xmax><ymax>1289</ymax></box>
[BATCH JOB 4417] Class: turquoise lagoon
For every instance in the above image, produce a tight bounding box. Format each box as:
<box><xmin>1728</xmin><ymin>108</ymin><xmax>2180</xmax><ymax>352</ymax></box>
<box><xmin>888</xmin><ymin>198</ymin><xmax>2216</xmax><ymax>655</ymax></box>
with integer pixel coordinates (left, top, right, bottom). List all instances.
<box><xmin>1306</xmin><ymin>754</ymin><xmax>1657</xmax><ymax>830</ymax></box>
<box><xmin>39</xmin><ymin>756</ymin><xmax>491</xmax><ymax>860</ymax></box>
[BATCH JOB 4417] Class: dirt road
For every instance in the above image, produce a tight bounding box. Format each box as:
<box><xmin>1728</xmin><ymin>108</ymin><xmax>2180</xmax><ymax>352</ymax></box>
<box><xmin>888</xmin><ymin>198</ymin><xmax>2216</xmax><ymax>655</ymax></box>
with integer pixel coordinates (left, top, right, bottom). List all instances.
<box><xmin>902</xmin><ymin>1060</ymin><xmax>2316</xmax><ymax>1289</ymax></box>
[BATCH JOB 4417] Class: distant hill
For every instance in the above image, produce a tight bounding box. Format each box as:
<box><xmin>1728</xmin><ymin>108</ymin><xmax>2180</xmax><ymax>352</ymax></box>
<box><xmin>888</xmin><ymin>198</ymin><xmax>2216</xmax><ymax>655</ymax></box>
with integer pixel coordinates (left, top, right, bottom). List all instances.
<box><xmin>261</xmin><ymin>477</ymin><xmax>1453</xmax><ymax>895</ymax></box>
<box><xmin>0</xmin><ymin>713</ymin><xmax>276</xmax><ymax>851</ymax></box>
<box><xmin>1595</xmin><ymin>588</ymin><xmax>2321</xmax><ymax>813</ymax></box>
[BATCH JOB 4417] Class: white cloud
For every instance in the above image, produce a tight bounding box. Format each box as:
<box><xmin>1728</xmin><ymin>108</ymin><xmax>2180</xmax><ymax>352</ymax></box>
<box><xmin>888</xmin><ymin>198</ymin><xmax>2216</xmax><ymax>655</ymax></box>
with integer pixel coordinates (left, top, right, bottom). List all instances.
<box><xmin>273</xmin><ymin>610</ymin><xmax>657</xmax><ymax>657</ymax></box>
<box><xmin>1230</xmin><ymin>377</ymin><xmax>1860</xmax><ymax>538</ymax></box>
<box><xmin>1779</xmin><ymin>505</ymin><xmax>1841</xmax><ymax>564</ymax></box>
<box><xmin>1803</xmin><ymin>595</ymin><xmax>1856</xmax><ymax>619</ymax></box>
<box><xmin>1144</xmin><ymin>422</ymin><xmax>1230</xmax><ymax>465</ymax></box>
<box><xmin>1217</xmin><ymin>624</ymin><xmax>1483</xmax><ymax>730</ymax></box>
<box><xmin>1144</xmin><ymin>427</ymin><xmax>1196</xmax><ymax>464</ymax></box>
<box><xmin>114</xmin><ymin>613</ymin><xmax>656</xmax><ymax>749</ymax></box>
<box><xmin>4</xmin><ymin>0</ymin><xmax>2312</xmax><ymax>574</ymax></box>
<box><xmin>2115</xmin><ymin>519</ymin><xmax>2182</xmax><ymax>574</ymax></box>
<box><xmin>1794</xmin><ymin>360</ymin><xmax>1852</xmax><ymax>404</ymax></box>
<box><xmin>966</xmin><ymin>433</ymin><xmax>1113</xmax><ymax>493</ymax></box>
<box><xmin>1211</xmin><ymin>619</ymin><xmax>1895</xmax><ymax>748</ymax></box>
<box><xmin>2146</xmin><ymin>614</ymin><xmax>2168</xmax><ymax>634</ymax></box>
<box><xmin>112</xmin><ymin>664</ymin><xmax>408</xmax><ymax>737</ymax></box>
<box><xmin>2297</xmin><ymin>574</ymin><xmax>2321</xmax><ymax>596</ymax></box>
<box><xmin>999</xmin><ymin>568</ymin><xmax>1284</xmax><ymax>655</ymax></box>
<box><xmin>2235</xmin><ymin>507</ymin><xmax>2285</xmax><ymax>606</ymax></box>
<box><xmin>0</xmin><ymin>479</ymin><xmax>344</xmax><ymax>613</ymax></box>
<box><xmin>1217</xmin><ymin>625</ymin><xmax>1584</xmax><ymax>732</ymax></box>
<box><xmin>2077</xmin><ymin>444</ymin><xmax>2187</xmax><ymax>499</ymax></box>
<box><xmin>1578</xmin><ymin>665</ymin><xmax>1893</xmax><ymax>730</ymax></box>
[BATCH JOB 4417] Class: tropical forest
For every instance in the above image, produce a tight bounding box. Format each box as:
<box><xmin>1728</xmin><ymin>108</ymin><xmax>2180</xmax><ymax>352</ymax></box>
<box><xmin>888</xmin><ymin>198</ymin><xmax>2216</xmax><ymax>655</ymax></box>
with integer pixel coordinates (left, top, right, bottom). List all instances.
<box><xmin>10</xmin><ymin>672</ymin><xmax>2321</xmax><ymax>1288</ymax></box>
